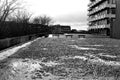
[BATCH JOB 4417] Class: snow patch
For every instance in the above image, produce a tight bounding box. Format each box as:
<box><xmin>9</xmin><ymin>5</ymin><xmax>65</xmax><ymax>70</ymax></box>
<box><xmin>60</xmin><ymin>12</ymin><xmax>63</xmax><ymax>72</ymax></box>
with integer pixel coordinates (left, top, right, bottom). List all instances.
<box><xmin>69</xmin><ymin>45</ymin><xmax>100</xmax><ymax>50</ymax></box>
<box><xmin>43</xmin><ymin>61</ymin><xmax>59</xmax><ymax>67</ymax></box>
<box><xmin>62</xmin><ymin>53</ymin><xmax>120</xmax><ymax>66</ymax></box>
<box><xmin>71</xmin><ymin>56</ymin><xmax>87</xmax><ymax>60</ymax></box>
<box><xmin>11</xmin><ymin>59</ymin><xmax>42</xmax><ymax>72</ymax></box>
<box><xmin>98</xmin><ymin>53</ymin><xmax>117</xmax><ymax>58</ymax></box>
<box><xmin>48</xmin><ymin>34</ymin><xmax>53</xmax><ymax>38</ymax></box>
<box><xmin>83</xmin><ymin>45</ymin><xmax>104</xmax><ymax>47</ymax></box>
<box><xmin>85</xmin><ymin>53</ymin><xmax>120</xmax><ymax>66</ymax></box>
<box><xmin>10</xmin><ymin>59</ymin><xmax>60</xmax><ymax>74</ymax></box>
<box><xmin>43</xmin><ymin>48</ymin><xmax>48</xmax><ymax>50</ymax></box>
<box><xmin>30</xmin><ymin>62</ymin><xmax>42</xmax><ymax>71</ymax></box>
<box><xmin>70</xmin><ymin>40</ymin><xmax>75</xmax><ymax>42</ymax></box>
<box><xmin>89</xmin><ymin>57</ymin><xmax>120</xmax><ymax>66</ymax></box>
<box><xmin>61</xmin><ymin>55</ymin><xmax>88</xmax><ymax>61</ymax></box>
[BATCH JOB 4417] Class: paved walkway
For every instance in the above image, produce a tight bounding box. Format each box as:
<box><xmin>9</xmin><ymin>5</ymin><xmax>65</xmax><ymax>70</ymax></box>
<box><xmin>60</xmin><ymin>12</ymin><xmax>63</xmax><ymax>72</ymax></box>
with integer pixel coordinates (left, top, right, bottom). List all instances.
<box><xmin>0</xmin><ymin>35</ymin><xmax>120</xmax><ymax>80</ymax></box>
<box><xmin>0</xmin><ymin>38</ymin><xmax>41</xmax><ymax>60</ymax></box>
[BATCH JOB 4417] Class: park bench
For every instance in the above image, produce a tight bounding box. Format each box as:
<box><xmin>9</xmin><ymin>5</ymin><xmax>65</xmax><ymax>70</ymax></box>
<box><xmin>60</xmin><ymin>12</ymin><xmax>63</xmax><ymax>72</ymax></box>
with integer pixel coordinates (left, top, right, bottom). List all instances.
<box><xmin>78</xmin><ymin>35</ymin><xmax>85</xmax><ymax>38</ymax></box>
<box><xmin>65</xmin><ymin>35</ymin><xmax>73</xmax><ymax>38</ymax></box>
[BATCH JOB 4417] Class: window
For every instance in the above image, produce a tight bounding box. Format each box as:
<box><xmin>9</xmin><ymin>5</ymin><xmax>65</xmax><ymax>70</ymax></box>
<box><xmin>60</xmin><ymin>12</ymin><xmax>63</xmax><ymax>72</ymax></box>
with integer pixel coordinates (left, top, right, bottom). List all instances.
<box><xmin>111</xmin><ymin>9</ymin><xmax>116</xmax><ymax>14</ymax></box>
<box><xmin>107</xmin><ymin>9</ymin><xmax>110</xmax><ymax>14</ymax></box>
<box><xmin>107</xmin><ymin>19</ymin><xmax>110</xmax><ymax>24</ymax></box>
<box><xmin>108</xmin><ymin>0</ymin><xmax>110</xmax><ymax>4</ymax></box>
<box><xmin>112</xmin><ymin>19</ymin><xmax>115</xmax><ymax>22</ymax></box>
<box><xmin>109</xmin><ymin>0</ymin><xmax>115</xmax><ymax>4</ymax></box>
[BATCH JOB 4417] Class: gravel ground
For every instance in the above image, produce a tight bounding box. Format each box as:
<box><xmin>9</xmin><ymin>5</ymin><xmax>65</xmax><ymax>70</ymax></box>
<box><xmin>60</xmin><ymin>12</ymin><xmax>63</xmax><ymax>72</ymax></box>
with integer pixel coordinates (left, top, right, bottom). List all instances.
<box><xmin>1</xmin><ymin>36</ymin><xmax>120</xmax><ymax>80</ymax></box>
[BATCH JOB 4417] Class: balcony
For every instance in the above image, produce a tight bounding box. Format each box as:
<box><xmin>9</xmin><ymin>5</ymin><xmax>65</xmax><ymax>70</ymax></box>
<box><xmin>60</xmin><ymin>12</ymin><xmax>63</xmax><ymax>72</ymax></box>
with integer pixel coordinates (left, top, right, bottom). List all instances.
<box><xmin>88</xmin><ymin>24</ymin><xmax>110</xmax><ymax>30</ymax></box>
<box><xmin>88</xmin><ymin>0</ymin><xmax>103</xmax><ymax>8</ymax></box>
<box><xmin>88</xmin><ymin>26</ymin><xmax>97</xmax><ymax>29</ymax></box>
<box><xmin>88</xmin><ymin>8</ymin><xmax>92</xmax><ymax>11</ymax></box>
<box><xmin>98</xmin><ymin>24</ymin><xmax>110</xmax><ymax>28</ymax></box>
<box><xmin>88</xmin><ymin>4</ymin><xmax>116</xmax><ymax>15</ymax></box>
<box><xmin>88</xmin><ymin>14</ymin><xmax>116</xmax><ymax>22</ymax></box>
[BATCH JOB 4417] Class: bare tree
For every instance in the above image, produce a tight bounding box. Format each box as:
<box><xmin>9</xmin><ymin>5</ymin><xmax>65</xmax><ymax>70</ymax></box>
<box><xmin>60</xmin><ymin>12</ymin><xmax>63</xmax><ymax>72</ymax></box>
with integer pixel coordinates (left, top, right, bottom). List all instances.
<box><xmin>33</xmin><ymin>15</ymin><xmax>53</xmax><ymax>25</ymax></box>
<box><xmin>7</xmin><ymin>10</ymin><xmax>32</xmax><ymax>36</ymax></box>
<box><xmin>0</xmin><ymin>0</ymin><xmax>21</xmax><ymax>23</ymax></box>
<box><xmin>0</xmin><ymin>0</ymin><xmax>22</xmax><ymax>38</ymax></box>
<box><xmin>8</xmin><ymin>10</ymin><xmax>32</xmax><ymax>23</ymax></box>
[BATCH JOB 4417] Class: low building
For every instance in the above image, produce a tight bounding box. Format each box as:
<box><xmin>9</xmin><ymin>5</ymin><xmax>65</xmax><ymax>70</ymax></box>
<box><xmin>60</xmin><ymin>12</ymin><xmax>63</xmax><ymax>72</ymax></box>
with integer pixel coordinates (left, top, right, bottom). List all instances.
<box><xmin>50</xmin><ymin>25</ymin><xmax>71</xmax><ymax>34</ymax></box>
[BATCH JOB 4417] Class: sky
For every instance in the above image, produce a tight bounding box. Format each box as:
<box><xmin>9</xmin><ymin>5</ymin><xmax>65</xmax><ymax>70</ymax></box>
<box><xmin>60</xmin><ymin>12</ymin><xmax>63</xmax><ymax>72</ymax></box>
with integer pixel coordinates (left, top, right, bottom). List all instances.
<box><xmin>24</xmin><ymin>0</ymin><xmax>89</xmax><ymax>30</ymax></box>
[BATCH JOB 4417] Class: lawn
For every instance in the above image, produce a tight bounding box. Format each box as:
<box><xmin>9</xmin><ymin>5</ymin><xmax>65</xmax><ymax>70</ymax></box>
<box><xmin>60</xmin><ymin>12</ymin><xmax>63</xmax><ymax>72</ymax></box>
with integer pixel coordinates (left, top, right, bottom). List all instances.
<box><xmin>0</xmin><ymin>37</ymin><xmax>120</xmax><ymax>80</ymax></box>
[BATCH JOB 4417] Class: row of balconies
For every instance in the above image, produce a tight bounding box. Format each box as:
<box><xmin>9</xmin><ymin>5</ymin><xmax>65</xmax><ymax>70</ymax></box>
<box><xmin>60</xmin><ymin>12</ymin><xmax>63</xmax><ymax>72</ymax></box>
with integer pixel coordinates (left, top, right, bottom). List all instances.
<box><xmin>88</xmin><ymin>24</ymin><xmax>110</xmax><ymax>29</ymax></box>
<box><xmin>88</xmin><ymin>14</ymin><xmax>116</xmax><ymax>21</ymax></box>
<box><xmin>88</xmin><ymin>4</ymin><xmax>116</xmax><ymax>15</ymax></box>
<box><xmin>89</xmin><ymin>20</ymin><xmax>108</xmax><ymax>26</ymax></box>
<box><xmin>88</xmin><ymin>0</ymin><xmax>103</xmax><ymax>8</ymax></box>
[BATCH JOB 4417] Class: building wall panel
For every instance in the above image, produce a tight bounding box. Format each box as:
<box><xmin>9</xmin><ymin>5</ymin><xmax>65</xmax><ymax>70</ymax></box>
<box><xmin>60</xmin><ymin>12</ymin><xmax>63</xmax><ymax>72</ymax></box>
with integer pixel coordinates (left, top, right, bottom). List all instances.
<box><xmin>111</xmin><ymin>0</ymin><xmax>120</xmax><ymax>38</ymax></box>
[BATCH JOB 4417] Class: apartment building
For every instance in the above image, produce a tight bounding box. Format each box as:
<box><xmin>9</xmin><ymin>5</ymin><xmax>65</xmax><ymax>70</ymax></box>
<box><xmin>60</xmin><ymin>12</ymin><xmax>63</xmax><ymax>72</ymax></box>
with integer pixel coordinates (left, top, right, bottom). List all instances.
<box><xmin>88</xmin><ymin>0</ymin><xmax>116</xmax><ymax>36</ymax></box>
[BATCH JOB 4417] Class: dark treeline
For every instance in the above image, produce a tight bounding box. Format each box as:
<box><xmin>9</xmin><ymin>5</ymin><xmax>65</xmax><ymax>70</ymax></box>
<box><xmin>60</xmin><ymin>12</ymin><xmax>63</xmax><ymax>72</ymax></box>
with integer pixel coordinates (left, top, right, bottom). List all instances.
<box><xmin>0</xmin><ymin>21</ymin><xmax>49</xmax><ymax>39</ymax></box>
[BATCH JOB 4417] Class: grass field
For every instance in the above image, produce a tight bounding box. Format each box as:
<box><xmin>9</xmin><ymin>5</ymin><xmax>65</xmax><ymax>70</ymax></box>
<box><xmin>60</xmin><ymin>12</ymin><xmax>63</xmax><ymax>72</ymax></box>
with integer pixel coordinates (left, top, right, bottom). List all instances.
<box><xmin>0</xmin><ymin>36</ymin><xmax>120</xmax><ymax>80</ymax></box>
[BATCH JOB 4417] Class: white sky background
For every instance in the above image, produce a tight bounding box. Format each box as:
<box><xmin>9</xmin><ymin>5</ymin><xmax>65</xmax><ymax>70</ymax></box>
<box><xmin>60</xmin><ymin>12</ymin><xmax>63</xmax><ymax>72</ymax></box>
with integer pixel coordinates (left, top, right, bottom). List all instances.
<box><xmin>24</xmin><ymin>0</ymin><xmax>89</xmax><ymax>30</ymax></box>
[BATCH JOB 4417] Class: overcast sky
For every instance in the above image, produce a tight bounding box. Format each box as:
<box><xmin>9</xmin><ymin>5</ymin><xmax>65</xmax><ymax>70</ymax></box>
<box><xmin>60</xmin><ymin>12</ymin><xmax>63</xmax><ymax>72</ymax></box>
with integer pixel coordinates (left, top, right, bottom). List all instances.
<box><xmin>25</xmin><ymin>0</ymin><xmax>89</xmax><ymax>30</ymax></box>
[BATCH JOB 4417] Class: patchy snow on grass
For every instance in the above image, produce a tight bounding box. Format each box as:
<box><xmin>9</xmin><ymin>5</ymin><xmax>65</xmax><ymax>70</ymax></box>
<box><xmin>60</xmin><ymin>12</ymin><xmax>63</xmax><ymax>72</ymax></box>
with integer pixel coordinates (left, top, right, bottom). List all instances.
<box><xmin>10</xmin><ymin>59</ymin><xmax>60</xmax><ymax>74</ymax></box>
<box><xmin>43</xmin><ymin>61</ymin><xmax>59</xmax><ymax>67</ymax></box>
<box><xmin>62</xmin><ymin>53</ymin><xmax>120</xmax><ymax>66</ymax></box>
<box><xmin>70</xmin><ymin>56</ymin><xmax>87</xmax><ymax>61</ymax></box>
<box><xmin>11</xmin><ymin>59</ymin><xmax>42</xmax><ymax>72</ymax></box>
<box><xmin>69</xmin><ymin>45</ymin><xmax>100</xmax><ymax>50</ymax></box>
<box><xmin>12</xmin><ymin>59</ymin><xmax>29</xmax><ymax>69</ymax></box>
<box><xmin>70</xmin><ymin>40</ymin><xmax>76</xmax><ymax>42</ymax></box>
<box><xmin>83</xmin><ymin>45</ymin><xmax>104</xmax><ymax>47</ymax></box>
<box><xmin>60</xmin><ymin>55</ymin><xmax>88</xmax><ymax>61</ymax></box>
<box><xmin>85</xmin><ymin>53</ymin><xmax>120</xmax><ymax>66</ymax></box>
<box><xmin>30</xmin><ymin>62</ymin><xmax>42</xmax><ymax>71</ymax></box>
<box><xmin>90</xmin><ymin>57</ymin><xmax>120</xmax><ymax>66</ymax></box>
<box><xmin>8</xmin><ymin>59</ymin><xmax>59</xmax><ymax>80</ymax></box>
<box><xmin>0</xmin><ymin>38</ymin><xmax>41</xmax><ymax>60</ymax></box>
<box><xmin>43</xmin><ymin>48</ymin><xmax>48</xmax><ymax>50</ymax></box>
<box><xmin>84</xmin><ymin>53</ymin><xmax>98</xmax><ymax>60</ymax></box>
<box><xmin>98</xmin><ymin>53</ymin><xmax>117</xmax><ymax>58</ymax></box>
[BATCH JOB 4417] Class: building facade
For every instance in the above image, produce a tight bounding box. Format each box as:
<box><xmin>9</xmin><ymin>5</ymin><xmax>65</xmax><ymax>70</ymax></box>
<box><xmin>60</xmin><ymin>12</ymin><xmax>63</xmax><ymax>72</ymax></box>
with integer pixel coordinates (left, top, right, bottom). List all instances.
<box><xmin>88</xmin><ymin>0</ymin><xmax>116</xmax><ymax>36</ymax></box>
<box><xmin>111</xmin><ymin>0</ymin><xmax>120</xmax><ymax>38</ymax></box>
<box><xmin>50</xmin><ymin>25</ymin><xmax>71</xmax><ymax>34</ymax></box>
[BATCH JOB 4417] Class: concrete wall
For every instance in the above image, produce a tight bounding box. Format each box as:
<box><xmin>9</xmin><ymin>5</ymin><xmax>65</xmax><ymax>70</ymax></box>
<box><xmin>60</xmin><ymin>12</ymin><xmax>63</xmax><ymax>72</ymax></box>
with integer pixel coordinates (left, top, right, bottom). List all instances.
<box><xmin>0</xmin><ymin>35</ymin><xmax>38</xmax><ymax>50</ymax></box>
<box><xmin>111</xmin><ymin>0</ymin><xmax>120</xmax><ymax>38</ymax></box>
